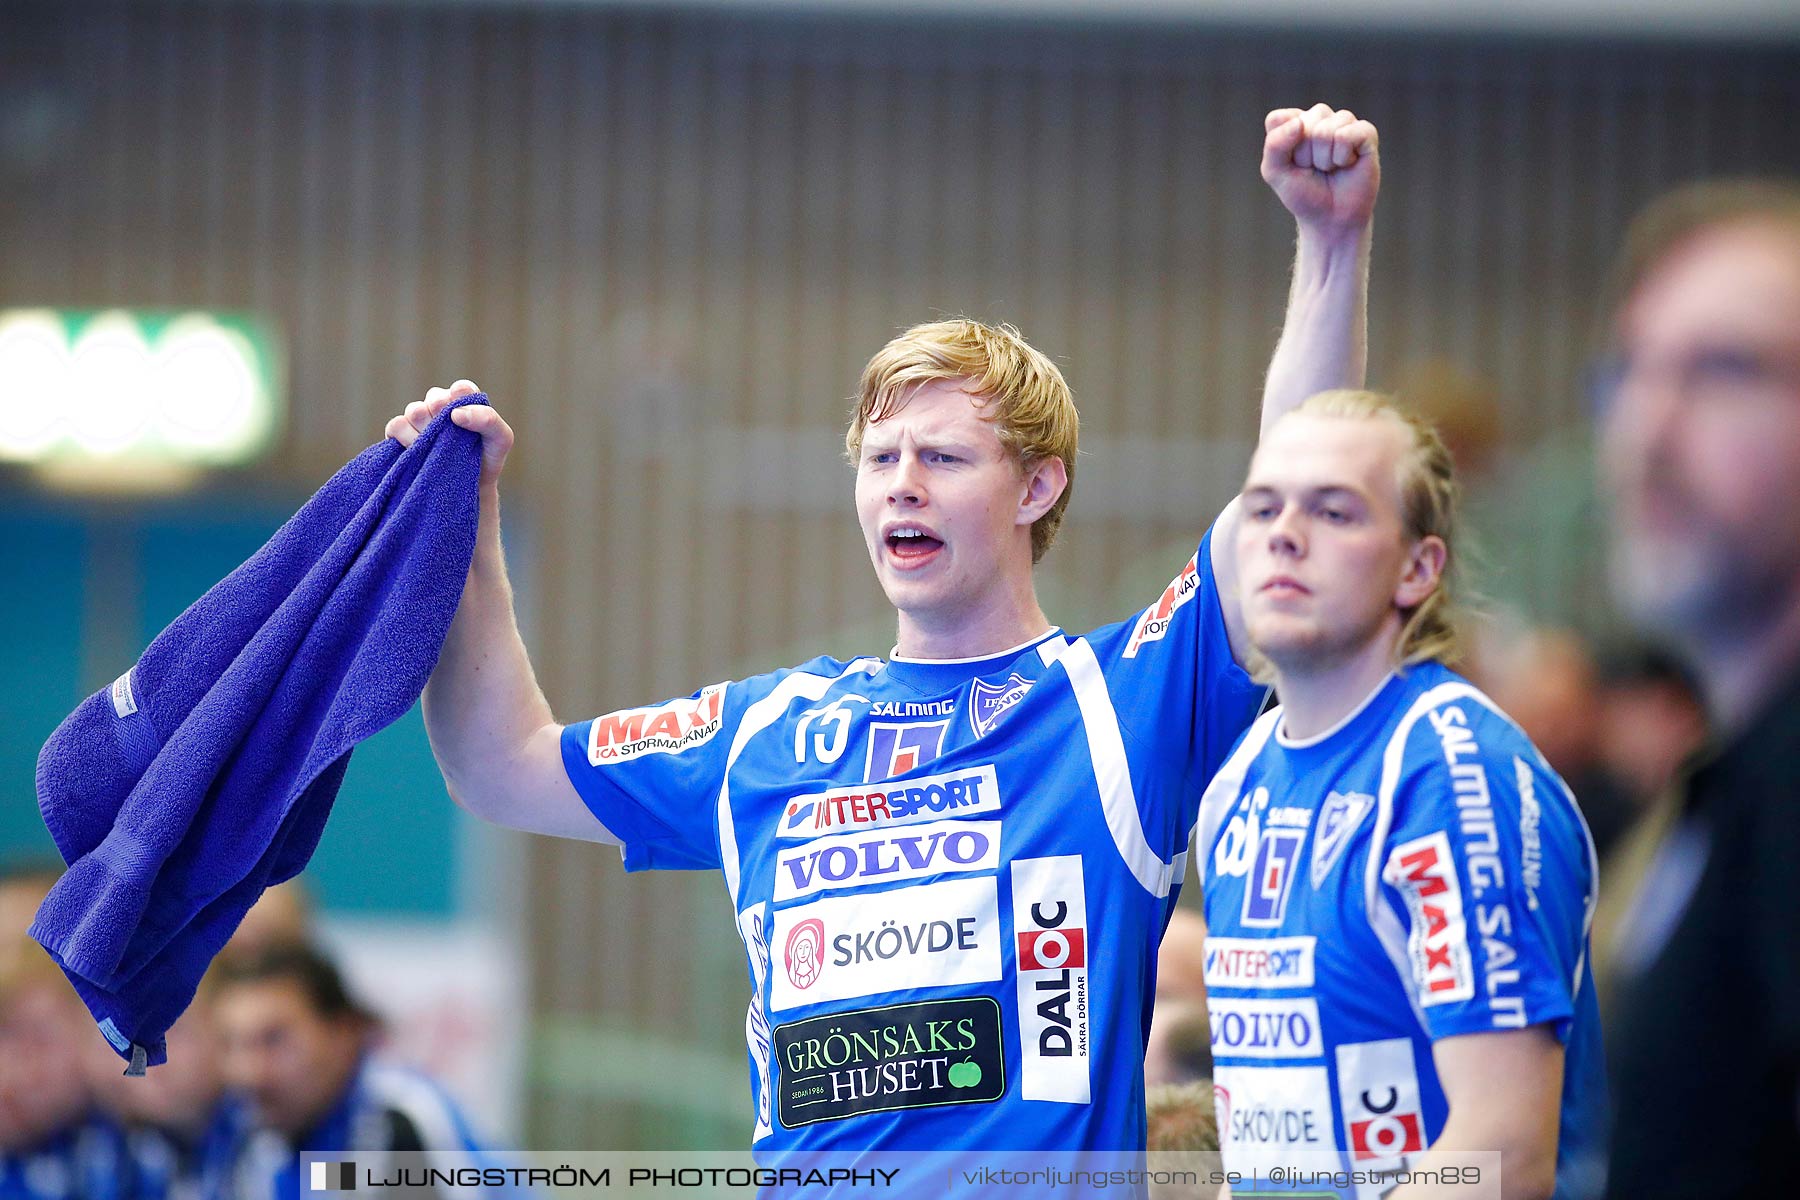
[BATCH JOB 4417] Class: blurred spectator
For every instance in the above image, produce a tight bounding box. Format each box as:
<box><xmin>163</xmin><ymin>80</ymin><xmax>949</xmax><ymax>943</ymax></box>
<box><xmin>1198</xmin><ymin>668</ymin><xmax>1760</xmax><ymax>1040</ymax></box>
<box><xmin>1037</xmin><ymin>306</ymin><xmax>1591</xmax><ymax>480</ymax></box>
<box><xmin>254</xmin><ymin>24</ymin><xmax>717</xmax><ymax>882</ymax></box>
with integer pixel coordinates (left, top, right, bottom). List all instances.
<box><xmin>1475</xmin><ymin>626</ymin><xmax>1637</xmax><ymax>860</ymax></box>
<box><xmin>1145</xmin><ymin>1081</ymin><xmax>1221</xmax><ymax>1153</ymax></box>
<box><xmin>1597</xmin><ymin>180</ymin><xmax>1800</xmax><ymax>1198</ymax></box>
<box><xmin>217</xmin><ymin>883</ymin><xmax>312</xmax><ymax>965</ymax></box>
<box><xmin>93</xmin><ymin>996</ymin><xmax>232</xmax><ymax>1200</ymax></box>
<box><xmin>0</xmin><ymin>945</ymin><xmax>131</xmax><ymax>1200</ymax></box>
<box><xmin>11</xmin><ymin>859</ymin><xmax>237</xmax><ymax>1200</ymax></box>
<box><xmin>1146</xmin><ymin>1081</ymin><xmax>1223</xmax><ymax>1200</ymax></box>
<box><xmin>1398</xmin><ymin>358</ymin><xmax>1505</xmax><ymax>480</ymax></box>
<box><xmin>1585</xmin><ymin>645</ymin><xmax>1710</xmax><ymax>1011</ymax></box>
<box><xmin>1401</xmin><ymin>359</ymin><xmax>1609</xmax><ymax>640</ymax></box>
<box><xmin>1593</xmin><ymin>643</ymin><xmax>1707</xmax><ymax>810</ymax></box>
<box><xmin>211</xmin><ymin>942</ymin><xmax>498</xmax><ymax>1200</ymax></box>
<box><xmin>0</xmin><ymin>865</ymin><xmax>59</xmax><ymax>976</ymax></box>
<box><xmin>1145</xmin><ymin>907</ymin><xmax>1212</xmax><ymax>1086</ymax></box>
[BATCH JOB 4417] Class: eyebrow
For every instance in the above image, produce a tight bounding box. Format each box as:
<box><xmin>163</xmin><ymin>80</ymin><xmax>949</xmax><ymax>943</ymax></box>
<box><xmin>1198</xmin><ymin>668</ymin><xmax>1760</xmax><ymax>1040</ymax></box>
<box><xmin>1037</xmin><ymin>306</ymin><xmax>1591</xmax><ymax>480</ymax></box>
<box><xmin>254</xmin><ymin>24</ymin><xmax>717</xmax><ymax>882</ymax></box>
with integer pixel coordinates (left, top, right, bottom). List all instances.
<box><xmin>861</xmin><ymin>432</ymin><xmax>982</xmax><ymax>454</ymax></box>
<box><xmin>1243</xmin><ymin>483</ymin><xmax>1368</xmax><ymax>504</ymax></box>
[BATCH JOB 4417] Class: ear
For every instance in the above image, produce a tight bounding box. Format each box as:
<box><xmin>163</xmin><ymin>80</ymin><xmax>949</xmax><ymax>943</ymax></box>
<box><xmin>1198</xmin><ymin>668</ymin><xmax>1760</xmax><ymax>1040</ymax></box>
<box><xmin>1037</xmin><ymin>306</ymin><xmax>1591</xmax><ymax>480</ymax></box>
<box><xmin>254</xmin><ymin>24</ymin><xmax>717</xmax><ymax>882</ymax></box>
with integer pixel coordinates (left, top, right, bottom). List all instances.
<box><xmin>1017</xmin><ymin>456</ymin><xmax>1068</xmax><ymax>526</ymax></box>
<box><xmin>1395</xmin><ymin>535</ymin><xmax>1447</xmax><ymax>610</ymax></box>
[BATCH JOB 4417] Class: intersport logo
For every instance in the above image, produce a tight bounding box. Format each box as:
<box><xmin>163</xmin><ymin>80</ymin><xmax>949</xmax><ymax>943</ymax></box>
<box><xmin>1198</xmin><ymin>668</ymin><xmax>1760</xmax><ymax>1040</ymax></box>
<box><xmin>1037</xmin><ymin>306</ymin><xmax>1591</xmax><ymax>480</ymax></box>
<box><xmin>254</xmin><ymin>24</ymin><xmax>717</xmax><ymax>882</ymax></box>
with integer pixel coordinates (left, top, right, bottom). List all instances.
<box><xmin>773</xmin><ymin>820</ymin><xmax>1001</xmax><ymax>902</ymax></box>
<box><xmin>778</xmin><ymin>765</ymin><xmax>1000</xmax><ymax>841</ymax></box>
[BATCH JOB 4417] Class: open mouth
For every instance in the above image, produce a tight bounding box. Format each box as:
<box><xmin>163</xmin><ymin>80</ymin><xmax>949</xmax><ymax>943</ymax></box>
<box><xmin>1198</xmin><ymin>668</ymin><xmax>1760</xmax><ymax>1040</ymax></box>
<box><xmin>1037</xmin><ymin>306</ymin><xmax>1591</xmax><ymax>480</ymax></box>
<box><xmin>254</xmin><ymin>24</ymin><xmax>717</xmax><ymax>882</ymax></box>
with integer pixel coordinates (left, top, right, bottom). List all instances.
<box><xmin>885</xmin><ymin>527</ymin><xmax>944</xmax><ymax>563</ymax></box>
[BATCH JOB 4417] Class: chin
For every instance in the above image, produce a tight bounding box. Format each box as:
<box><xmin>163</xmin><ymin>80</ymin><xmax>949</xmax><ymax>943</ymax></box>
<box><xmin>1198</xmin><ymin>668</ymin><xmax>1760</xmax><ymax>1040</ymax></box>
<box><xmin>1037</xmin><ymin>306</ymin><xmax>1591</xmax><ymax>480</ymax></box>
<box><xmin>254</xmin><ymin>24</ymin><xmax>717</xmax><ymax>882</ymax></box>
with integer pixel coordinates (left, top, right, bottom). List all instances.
<box><xmin>881</xmin><ymin>581</ymin><xmax>960</xmax><ymax>625</ymax></box>
<box><xmin>879</xmin><ymin>571</ymin><xmax>937</xmax><ymax>605</ymax></box>
<box><xmin>1246</xmin><ymin>614</ymin><xmax>1320</xmax><ymax>661</ymax></box>
<box><xmin>1610</xmin><ymin>541</ymin><xmax>1721</xmax><ymax>634</ymax></box>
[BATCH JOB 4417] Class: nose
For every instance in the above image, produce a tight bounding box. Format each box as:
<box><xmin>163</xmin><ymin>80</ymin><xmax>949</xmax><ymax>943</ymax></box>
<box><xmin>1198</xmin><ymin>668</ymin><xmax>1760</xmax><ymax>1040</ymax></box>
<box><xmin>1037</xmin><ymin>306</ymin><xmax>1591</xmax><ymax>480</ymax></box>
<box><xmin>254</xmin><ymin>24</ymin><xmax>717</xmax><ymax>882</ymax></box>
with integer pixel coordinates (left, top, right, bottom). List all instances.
<box><xmin>223</xmin><ymin>1043</ymin><xmax>270</xmax><ymax>1094</ymax></box>
<box><xmin>1602</xmin><ymin>360</ymin><xmax>1684</xmax><ymax>481</ymax></box>
<box><xmin>887</xmin><ymin>452</ymin><xmax>926</xmax><ymax>507</ymax></box>
<box><xmin>1266</xmin><ymin>504</ymin><xmax>1304</xmax><ymax>558</ymax></box>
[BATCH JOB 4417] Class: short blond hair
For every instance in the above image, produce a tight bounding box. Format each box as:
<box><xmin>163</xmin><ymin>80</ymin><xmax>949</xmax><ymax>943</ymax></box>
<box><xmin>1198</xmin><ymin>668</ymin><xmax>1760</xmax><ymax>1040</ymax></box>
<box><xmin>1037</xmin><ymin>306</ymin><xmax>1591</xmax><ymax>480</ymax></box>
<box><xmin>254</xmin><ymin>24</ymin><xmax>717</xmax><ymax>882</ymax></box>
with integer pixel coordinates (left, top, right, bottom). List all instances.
<box><xmin>1288</xmin><ymin>389</ymin><xmax>1463</xmax><ymax>668</ymax></box>
<box><xmin>847</xmin><ymin>319</ymin><xmax>1078</xmax><ymax>564</ymax></box>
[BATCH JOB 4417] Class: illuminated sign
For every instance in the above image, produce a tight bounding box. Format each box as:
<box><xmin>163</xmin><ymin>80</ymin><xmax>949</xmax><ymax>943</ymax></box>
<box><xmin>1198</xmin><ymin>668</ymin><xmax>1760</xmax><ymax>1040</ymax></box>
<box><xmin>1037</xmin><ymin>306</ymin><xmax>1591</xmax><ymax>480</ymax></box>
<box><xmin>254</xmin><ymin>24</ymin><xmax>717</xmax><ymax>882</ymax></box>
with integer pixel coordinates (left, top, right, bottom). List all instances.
<box><xmin>0</xmin><ymin>308</ymin><xmax>282</xmax><ymax>467</ymax></box>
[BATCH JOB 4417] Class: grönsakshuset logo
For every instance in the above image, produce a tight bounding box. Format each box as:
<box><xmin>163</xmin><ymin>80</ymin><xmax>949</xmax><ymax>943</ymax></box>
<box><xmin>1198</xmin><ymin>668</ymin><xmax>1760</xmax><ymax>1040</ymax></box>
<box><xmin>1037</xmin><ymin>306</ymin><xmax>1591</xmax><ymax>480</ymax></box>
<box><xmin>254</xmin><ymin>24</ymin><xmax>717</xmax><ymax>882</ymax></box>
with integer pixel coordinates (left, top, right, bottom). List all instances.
<box><xmin>772</xmin><ymin>996</ymin><xmax>1004</xmax><ymax>1127</ymax></box>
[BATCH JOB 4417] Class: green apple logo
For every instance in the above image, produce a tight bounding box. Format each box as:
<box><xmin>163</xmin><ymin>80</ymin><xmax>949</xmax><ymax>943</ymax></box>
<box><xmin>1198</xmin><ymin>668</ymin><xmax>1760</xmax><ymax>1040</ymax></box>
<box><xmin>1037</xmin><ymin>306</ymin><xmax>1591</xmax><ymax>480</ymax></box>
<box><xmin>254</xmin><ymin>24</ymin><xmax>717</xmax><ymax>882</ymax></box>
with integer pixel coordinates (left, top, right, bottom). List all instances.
<box><xmin>947</xmin><ymin>1059</ymin><xmax>982</xmax><ymax>1089</ymax></box>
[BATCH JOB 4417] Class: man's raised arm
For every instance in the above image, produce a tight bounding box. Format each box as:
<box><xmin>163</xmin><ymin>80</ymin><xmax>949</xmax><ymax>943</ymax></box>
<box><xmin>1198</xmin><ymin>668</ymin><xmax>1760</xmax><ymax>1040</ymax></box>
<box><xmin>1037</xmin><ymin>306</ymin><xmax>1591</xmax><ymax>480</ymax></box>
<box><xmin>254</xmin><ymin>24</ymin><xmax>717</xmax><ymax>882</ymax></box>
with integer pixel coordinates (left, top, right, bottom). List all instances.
<box><xmin>1258</xmin><ymin>103</ymin><xmax>1379</xmax><ymax>434</ymax></box>
<box><xmin>387</xmin><ymin>380</ymin><xmax>619</xmax><ymax>844</ymax></box>
<box><xmin>1214</xmin><ymin>103</ymin><xmax>1380</xmax><ymax>661</ymax></box>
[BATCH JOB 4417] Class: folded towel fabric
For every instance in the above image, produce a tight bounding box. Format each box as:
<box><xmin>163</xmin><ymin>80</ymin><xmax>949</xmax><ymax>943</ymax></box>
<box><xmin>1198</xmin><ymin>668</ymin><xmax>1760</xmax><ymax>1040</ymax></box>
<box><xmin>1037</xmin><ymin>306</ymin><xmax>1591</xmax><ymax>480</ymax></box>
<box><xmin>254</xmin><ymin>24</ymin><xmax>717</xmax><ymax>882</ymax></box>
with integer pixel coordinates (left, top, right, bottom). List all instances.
<box><xmin>30</xmin><ymin>395</ymin><xmax>486</xmax><ymax>1071</ymax></box>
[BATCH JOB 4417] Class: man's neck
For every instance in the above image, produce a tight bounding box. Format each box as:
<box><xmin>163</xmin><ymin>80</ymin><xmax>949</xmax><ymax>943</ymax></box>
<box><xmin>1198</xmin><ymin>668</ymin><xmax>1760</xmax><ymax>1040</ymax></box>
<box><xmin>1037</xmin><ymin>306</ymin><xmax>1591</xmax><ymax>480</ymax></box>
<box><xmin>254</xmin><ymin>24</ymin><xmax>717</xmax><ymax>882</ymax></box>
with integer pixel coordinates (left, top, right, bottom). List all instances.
<box><xmin>1687</xmin><ymin>593</ymin><xmax>1800</xmax><ymax>738</ymax></box>
<box><xmin>292</xmin><ymin>1048</ymin><xmax>367</xmax><ymax>1149</ymax></box>
<box><xmin>1270</xmin><ymin>628</ymin><xmax>1404</xmax><ymax>742</ymax></box>
<box><xmin>894</xmin><ymin>594</ymin><xmax>1054</xmax><ymax>662</ymax></box>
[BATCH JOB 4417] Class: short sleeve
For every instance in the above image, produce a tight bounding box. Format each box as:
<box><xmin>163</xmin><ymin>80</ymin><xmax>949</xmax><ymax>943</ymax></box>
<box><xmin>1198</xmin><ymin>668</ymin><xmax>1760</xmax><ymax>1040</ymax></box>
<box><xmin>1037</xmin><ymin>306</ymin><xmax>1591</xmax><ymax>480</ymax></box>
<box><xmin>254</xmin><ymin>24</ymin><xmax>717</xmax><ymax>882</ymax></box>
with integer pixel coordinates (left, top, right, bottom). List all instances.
<box><xmin>1086</xmin><ymin>526</ymin><xmax>1267</xmax><ymax>790</ymax></box>
<box><xmin>1376</xmin><ymin>705</ymin><xmax>1595</xmax><ymax>1044</ymax></box>
<box><xmin>560</xmin><ymin>680</ymin><xmax>745</xmax><ymax>872</ymax></box>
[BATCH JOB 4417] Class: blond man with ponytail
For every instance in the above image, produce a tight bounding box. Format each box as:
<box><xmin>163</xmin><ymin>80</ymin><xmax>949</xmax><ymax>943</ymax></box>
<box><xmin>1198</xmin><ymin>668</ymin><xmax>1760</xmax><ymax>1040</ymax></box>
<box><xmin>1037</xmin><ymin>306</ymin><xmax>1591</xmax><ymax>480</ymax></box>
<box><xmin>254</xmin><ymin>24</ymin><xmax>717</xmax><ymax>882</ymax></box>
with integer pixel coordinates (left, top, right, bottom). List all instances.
<box><xmin>1194</xmin><ymin>390</ymin><xmax>1606</xmax><ymax>1200</ymax></box>
<box><xmin>1238</xmin><ymin>389</ymin><xmax>1465</xmax><ymax>688</ymax></box>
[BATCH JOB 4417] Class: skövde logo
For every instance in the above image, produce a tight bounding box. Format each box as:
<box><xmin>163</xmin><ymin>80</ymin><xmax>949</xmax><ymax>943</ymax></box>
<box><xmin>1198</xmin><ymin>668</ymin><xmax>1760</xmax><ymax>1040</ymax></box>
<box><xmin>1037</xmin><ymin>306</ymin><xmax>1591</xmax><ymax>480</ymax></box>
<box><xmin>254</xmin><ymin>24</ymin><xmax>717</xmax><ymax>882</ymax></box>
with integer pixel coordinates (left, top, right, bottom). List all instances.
<box><xmin>768</xmin><ymin>878</ymin><xmax>1000</xmax><ymax>1011</ymax></box>
<box><xmin>785</xmin><ymin>918</ymin><xmax>825</xmax><ymax>991</ymax></box>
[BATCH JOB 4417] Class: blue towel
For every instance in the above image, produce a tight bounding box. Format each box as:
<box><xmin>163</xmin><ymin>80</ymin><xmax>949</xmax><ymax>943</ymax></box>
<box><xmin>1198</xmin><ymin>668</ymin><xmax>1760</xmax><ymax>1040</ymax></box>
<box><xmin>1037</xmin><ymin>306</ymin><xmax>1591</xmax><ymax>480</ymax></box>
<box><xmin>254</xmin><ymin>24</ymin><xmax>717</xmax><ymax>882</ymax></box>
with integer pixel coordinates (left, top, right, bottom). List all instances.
<box><xmin>29</xmin><ymin>396</ymin><xmax>486</xmax><ymax>1071</ymax></box>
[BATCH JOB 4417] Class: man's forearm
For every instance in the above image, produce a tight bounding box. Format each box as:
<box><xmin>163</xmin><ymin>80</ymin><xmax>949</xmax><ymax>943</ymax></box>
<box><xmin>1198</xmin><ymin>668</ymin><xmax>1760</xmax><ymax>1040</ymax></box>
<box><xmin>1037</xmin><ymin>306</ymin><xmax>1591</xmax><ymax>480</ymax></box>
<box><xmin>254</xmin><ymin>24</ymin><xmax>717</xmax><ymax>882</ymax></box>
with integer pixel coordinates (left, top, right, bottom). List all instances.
<box><xmin>1386</xmin><ymin>1126</ymin><xmax>1554</xmax><ymax>1200</ymax></box>
<box><xmin>422</xmin><ymin>484</ymin><xmax>556</xmax><ymax>815</ymax></box>
<box><xmin>1392</xmin><ymin>1029</ymin><xmax>1561</xmax><ymax>1200</ymax></box>
<box><xmin>1259</xmin><ymin>223</ymin><xmax>1371</xmax><ymax>438</ymax></box>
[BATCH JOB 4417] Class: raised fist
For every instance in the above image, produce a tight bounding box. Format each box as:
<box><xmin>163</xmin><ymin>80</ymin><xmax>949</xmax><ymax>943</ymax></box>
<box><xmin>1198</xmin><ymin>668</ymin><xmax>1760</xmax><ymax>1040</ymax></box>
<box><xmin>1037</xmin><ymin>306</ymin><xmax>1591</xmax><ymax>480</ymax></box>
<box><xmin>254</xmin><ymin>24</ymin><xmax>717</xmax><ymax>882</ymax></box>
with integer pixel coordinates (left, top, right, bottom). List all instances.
<box><xmin>1261</xmin><ymin>103</ymin><xmax>1380</xmax><ymax>235</ymax></box>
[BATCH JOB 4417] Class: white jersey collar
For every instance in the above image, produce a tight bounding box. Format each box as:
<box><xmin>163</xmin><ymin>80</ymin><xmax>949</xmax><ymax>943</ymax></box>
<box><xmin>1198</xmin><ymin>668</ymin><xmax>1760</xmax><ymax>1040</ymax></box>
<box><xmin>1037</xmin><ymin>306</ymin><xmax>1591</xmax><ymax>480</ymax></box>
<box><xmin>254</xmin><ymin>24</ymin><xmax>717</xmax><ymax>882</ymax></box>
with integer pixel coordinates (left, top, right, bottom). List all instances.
<box><xmin>1275</xmin><ymin>670</ymin><xmax>1401</xmax><ymax>749</ymax></box>
<box><xmin>888</xmin><ymin>627</ymin><xmax>1063</xmax><ymax>667</ymax></box>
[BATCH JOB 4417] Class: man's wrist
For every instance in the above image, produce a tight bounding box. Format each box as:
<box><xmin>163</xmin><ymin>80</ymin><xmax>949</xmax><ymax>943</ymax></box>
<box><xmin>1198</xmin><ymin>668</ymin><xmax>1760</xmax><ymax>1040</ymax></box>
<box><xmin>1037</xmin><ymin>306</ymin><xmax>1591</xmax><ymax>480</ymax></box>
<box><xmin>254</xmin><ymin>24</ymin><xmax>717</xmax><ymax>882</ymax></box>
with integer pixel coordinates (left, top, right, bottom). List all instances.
<box><xmin>1293</xmin><ymin>219</ymin><xmax>1372</xmax><ymax>282</ymax></box>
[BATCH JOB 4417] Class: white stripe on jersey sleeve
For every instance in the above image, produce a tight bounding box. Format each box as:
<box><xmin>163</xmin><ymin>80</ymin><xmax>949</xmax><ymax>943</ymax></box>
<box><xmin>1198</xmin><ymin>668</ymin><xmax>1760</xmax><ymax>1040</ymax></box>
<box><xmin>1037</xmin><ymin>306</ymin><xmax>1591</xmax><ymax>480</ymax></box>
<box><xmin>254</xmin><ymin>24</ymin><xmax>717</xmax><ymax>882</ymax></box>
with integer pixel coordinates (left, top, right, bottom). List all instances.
<box><xmin>1365</xmin><ymin>683</ymin><xmax>1474</xmax><ymax>1027</ymax></box>
<box><xmin>1038</xmin><ymin>635</ymin><xmax>1177</xmax><ymax>898</ymax></box>
<box><xmin>1364</xmin><ymin>679</ymin><xmax>1601</xmax><ymax>1016</ymax></box>
<box><xmin>1465</xmin><ymin>696</ymin><xmax>1602</xmax><ymax>996</ymax></box>
<box><xmin>1437</xmin><ymin>686</ymin><xmax>1600</xmax><ymax>998</ymax></box>
<box><xmin>1560</xmin><ymin>765</ymin><xmax>1601</xmax><ymax>994</ymax></box>
<box><xmin>715</xmin><ymin>658</ymin><xmax>884</xmax><ymax>905</ymax></box>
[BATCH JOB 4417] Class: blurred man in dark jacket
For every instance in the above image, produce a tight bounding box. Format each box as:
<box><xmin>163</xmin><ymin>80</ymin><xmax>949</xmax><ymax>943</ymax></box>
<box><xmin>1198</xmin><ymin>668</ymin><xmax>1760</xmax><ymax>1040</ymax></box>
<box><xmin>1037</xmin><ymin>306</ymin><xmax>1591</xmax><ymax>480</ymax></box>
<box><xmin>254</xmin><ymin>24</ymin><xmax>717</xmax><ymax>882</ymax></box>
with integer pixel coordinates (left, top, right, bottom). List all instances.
<box><xmin>1598</xmin><ymin>181</ymin><xmax>1800</xmax><ymax>1199</ymax></box>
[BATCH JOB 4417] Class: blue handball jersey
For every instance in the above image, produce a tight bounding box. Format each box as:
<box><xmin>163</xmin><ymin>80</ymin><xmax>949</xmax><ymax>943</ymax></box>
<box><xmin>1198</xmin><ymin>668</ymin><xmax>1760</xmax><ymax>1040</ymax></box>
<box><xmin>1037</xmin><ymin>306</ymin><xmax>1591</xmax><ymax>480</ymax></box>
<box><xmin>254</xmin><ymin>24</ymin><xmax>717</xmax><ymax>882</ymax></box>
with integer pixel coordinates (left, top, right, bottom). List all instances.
<box><xmin>1195</xmin><ymin>663</ymin><xmax>1607</xmax><ymax>1200</ymax></box>
<box><xmin>560</xmin><ymin>530</ymin><xmax>1264</xmax><ymax>1152</ymax></box>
